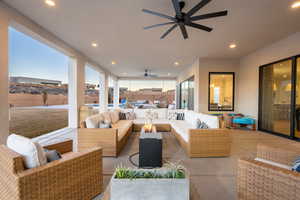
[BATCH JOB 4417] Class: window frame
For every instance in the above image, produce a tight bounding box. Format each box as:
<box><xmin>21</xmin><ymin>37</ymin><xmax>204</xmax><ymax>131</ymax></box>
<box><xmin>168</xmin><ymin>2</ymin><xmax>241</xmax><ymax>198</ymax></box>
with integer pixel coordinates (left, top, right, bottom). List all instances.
<box><xmin>179</xmin><ymin>76</ymin><xmax>194</xmax><ymax>110</ymax></box>
<box><xmin>208</xmin><ymin>72</ymin><xmax>235</xmax><ymax>112</ymax></box>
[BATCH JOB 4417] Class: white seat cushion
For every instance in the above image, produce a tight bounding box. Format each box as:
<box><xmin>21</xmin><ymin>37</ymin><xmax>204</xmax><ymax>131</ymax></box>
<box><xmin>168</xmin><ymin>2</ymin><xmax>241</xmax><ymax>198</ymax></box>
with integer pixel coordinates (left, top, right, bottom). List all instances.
<box><xmin>134</xmin><ymin>119</ymin><xmax>171</xmax><ymax>125</ymax></box>
<box><xmin>170</xmin><ymin>121</ymin><xmax>194</xmax><ymax>142</ymax></box>
<box><xmin>154</xmin><ymin>109</ymin><xmax>168</xmax><ymax>119</ymax></box>
<box><xmin>197</xmin><ymin>113</ymin><xmax>219</xmax><ymax>129</ymax></box>
<box><xmin>133</xmin><ymin>118</ymin><xmax>147</xmax><ymax>124</ymax></box>
<box><xmin>85</xmin><ymin>114</ymin><xmax>104</xmax><ymax>128</ymax></box>
<box><xmin>134</xmin><ymin>109</ymin><xmax>147</xmax><ymax>119</ymax></box>
<box><xmin>184</xmin><ymin>110</ymin><xmax>220</xmax><ymax>129</ymax></box>
<box><xmin>7</xmin><ymin>134</ymin><xmax>47</xmax><ymax>169</ymax></box>
<box><xmin>184</xmin><ymin>110</ymin><xmax>198</xmax><ymax>128</ymax></box>
<box><xmin>255</xmin><ymin>158</ymin><xmax>291</xmax><ymax>170</ymax></box>
<box><xmin>152</xmin><ymin>119</ymin><xmax>171</xmax><ymax>124</ymax></box>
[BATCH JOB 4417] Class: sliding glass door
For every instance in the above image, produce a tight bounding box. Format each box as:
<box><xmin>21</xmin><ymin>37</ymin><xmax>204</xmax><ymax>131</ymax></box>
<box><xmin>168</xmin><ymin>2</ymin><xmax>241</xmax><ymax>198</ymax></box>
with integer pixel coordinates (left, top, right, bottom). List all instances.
<box><xmin>259</xmin><ymin>60</ymin><xmax>292</xmax><ymax>136</ymax></box>
<box><xmin>179</xmin><ymin>76</ymin><xmax>194</xmax><ymax>110</ymax></box>
<box><xmin>295</xmin><ymin>57</ymin><xmax>300</xmax><ymax>138</ymax></box>
<box><xmin>259</xmin><ymin>55</ymin><xmax>300</xmax><ymax>140</ymax></box>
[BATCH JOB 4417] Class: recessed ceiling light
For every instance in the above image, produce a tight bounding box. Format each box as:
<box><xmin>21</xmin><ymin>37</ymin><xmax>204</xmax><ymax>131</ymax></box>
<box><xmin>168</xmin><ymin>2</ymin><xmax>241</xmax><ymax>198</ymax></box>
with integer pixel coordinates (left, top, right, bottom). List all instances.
<box><xmin>91</xmin><ymin>43</ymin><xmax>98</xmax><ymax>47</ymax></box>
<box><xmin>291</xmin><ymin>1</ymin><xmax>300</xmax><ymax>9</ymax></box>
<box><xmin>174</xmin><ymin>62</ymin><xmax>179</xmax><ymax>66</ymax></box>
<box><xmin>45</xmin><ymin>0</ymin><xmax>55</xmax><ymax>7</ymax></box>
<box><xmin>229</xmin><ymin>44</ymin><xmax>237</xmax><ymax>49</ymax></box>
<box><xmin>167</xmin><ymin>73</ymin><xmax>171</xmax><ymax>76</ymax></box>
<box><xmin>111</xmin><ymin>61</ymin><xmax>116</xmax><ymax>65</ymax></box>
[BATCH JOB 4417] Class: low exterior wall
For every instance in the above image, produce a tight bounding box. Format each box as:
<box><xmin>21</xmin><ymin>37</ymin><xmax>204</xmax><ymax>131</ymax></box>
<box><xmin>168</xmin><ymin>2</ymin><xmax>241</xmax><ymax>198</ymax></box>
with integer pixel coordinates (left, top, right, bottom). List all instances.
<box><xmin>9</xmin><ymin>93</ymin><xmax>99</xmax><ymax>107</ymax></box>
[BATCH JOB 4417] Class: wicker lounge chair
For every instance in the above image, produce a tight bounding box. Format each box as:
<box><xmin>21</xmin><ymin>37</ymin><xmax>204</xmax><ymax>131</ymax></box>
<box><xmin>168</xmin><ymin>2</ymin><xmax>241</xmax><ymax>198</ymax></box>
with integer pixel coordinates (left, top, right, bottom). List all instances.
<box><xmin>237</xmin><ymin>143</ymin><xmax>300</xmax><ymax>200</ymax></box>
<box><xmin>0</xmin><ymin>140</ymin><xmax>103</xmax><ymax>200</ymax></box>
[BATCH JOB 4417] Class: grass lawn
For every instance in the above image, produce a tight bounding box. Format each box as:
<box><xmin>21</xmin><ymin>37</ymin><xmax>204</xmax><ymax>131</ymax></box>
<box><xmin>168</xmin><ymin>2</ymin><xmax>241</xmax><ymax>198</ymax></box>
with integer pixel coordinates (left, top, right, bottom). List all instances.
<box><xmin>9</xmin><ymin>108</ymin><xmax>68</xmax><ymax>138</ymax></box>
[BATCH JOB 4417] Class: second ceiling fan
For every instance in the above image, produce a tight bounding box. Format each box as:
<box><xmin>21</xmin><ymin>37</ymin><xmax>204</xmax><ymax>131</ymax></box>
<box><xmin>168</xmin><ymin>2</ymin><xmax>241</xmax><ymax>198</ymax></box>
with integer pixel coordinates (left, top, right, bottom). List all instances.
<box><xmin>142</xmin><ymin>0</ymin><xmax>228</xmax><ymax>39</ymax></box>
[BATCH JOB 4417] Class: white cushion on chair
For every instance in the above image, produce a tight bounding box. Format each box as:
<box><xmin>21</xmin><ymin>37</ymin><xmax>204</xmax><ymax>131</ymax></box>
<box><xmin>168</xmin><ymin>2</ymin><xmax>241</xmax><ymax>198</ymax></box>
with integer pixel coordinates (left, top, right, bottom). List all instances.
<box><xmin>254</xmin><ymin>158</ymin><xmax>291</xmax><ymax>170</ymax></box>
<box><xmin>7</xmin><ymin>134</ymin><xmax>47</xmax><ymax>169</ymax></box>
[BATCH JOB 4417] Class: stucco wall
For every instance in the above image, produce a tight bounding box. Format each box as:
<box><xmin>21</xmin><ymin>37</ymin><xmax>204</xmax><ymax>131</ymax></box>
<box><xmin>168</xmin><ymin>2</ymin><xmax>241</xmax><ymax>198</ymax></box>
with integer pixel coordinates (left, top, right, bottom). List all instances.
<box><xmin>237</xmin><ymin>31</ymin><xmax>300</xmax><ymax>118</ymax></box>
<box><xmin>177</xmin><ymin>58</ymin><xmax>239</xmax><ymax>113</ymax></box>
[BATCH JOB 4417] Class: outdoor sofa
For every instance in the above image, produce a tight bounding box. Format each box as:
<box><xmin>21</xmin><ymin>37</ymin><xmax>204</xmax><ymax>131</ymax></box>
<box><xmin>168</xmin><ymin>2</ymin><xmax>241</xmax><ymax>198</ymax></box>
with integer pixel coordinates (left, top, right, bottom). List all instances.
<box><xmin>79</xmin><ymin>108</ymin><xmax>231</xmax><ymax>158</ymax></box>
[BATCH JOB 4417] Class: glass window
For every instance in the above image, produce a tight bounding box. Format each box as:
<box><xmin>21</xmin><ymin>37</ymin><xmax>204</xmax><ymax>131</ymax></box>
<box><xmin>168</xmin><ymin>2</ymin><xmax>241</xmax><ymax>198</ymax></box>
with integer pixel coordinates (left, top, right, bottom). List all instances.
<box><xmin>179</xmin><ymin>76</ymin><xmax>194</xmax><ymax>110</ymax></box>
<box><xmin>9</xmin><ymin>27</ymin><xmax>69</xmax><ymax>138</ymax></box>
<box><xmin>85</xmin><ymin>66</ymin><xmax>99</xmax><ymax>105</ymax></box>
<box><xmin>209</xmin><ymin>73</ymin><xmax>234</xmax><ymax>111</ymax></box>
<box><xmin>119</xmin><ymin>80</ymin><xmax>176</xmax><ymax>109</ymax></box>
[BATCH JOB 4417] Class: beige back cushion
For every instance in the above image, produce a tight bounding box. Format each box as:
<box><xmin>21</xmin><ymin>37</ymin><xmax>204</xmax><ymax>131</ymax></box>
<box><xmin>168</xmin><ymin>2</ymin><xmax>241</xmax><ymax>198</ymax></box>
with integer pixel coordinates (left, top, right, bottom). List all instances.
<box><xmin>102</xmin><ymin>112</ymin><xmax>112</xmax><ymax>123</ymax></box>
<box><xmin>110</xmin><ymin>110</ymin><xmax>120</xmax><ymax>124</ymax></box>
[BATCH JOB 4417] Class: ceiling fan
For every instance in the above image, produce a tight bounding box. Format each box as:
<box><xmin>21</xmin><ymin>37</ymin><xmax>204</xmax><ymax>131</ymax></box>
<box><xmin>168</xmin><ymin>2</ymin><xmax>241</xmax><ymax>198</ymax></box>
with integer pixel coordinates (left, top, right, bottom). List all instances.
<box><xmin>144</xmin><ymin>69</ymin><xmax>158</xmax><ymax>78</ymax></box>
<box><xmin>142</xmin><ymin>0</ymin><xmax>228</xmax><ymax>39</ymax></box>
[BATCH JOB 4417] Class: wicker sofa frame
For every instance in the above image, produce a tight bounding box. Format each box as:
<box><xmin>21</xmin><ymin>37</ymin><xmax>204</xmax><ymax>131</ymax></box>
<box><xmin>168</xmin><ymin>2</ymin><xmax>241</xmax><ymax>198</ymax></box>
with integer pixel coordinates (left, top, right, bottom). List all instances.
<box><xmin>172</xmin><ymin>127</ymin><xmax>231</xmax><ymax>157</ymax></box>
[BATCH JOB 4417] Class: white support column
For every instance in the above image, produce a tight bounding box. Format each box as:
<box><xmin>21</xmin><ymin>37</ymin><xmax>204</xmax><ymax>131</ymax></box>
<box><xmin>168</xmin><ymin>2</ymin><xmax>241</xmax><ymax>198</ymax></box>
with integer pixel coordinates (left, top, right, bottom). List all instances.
<box><xmin>99</xmin><ymin>72</ymin><xmax>109</xmax><ymax>112</ymax></box>
<box><xmin>68</xmin><ymin>57</ymin><xmax>85</xmax><ymax>128</ymax></box>
<box><xmin>0</xmin><ymin>14</ymin><xmax>9</xmax><ymax>144</ymax></box>
<box><xmin>113</xmin><ymin>79</ymin><xmax>119</xmax><ymax>108</ymax></box>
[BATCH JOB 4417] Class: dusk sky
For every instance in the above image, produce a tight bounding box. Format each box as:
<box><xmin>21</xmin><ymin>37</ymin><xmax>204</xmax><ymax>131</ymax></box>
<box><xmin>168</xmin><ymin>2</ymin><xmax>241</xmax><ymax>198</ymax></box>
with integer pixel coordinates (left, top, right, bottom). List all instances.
<box><xmin>8</xmin><ymin>27</ymin><xmax>175</xmax><ymax>90</ymax></box>
<box><xmin>9</xmin><ymin>27</ymin><xmax>99</xmax><ymax>84</ymax></box>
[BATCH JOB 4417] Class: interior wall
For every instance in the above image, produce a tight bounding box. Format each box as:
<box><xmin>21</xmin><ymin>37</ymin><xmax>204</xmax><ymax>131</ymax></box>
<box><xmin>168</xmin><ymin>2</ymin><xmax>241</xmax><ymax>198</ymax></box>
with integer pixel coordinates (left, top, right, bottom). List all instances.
<box><xmin>237</xmin><ymin>31</ymin><xmax>300</xmax><ymax>118</ymax></box>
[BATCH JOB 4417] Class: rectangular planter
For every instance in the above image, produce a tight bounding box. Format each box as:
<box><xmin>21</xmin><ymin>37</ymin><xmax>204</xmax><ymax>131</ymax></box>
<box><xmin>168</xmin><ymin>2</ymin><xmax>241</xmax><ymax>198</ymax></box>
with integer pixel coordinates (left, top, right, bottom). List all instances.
<box><xmin>110</xmin><ymin>170</ymin><xmax>189</xmax><ymax>200</ymax></box>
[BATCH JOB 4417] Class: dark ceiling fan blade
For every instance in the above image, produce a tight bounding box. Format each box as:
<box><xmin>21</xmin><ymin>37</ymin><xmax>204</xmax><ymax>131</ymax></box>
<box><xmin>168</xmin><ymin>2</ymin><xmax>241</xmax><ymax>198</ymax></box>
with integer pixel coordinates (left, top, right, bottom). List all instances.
<box><xmin>190</xmin><ymin>11</ymin><xmax>228</xmax><ymax>21</ymax></box>
<box><xmin>185</xmin><ymin>22</ymin><xmax>213</xmax><ymax>32</ymax></box>
<box><xmin>172</xmin><ymin>0</ymin><xmax>182</xmax><ymax>18</ymax></box>
<box><xmin>142</xmin><ymin>9</ymin><xmax>177</xmax><ymax>22</ymax></box>
<box><xmin>144</xmin><ymin>22</ymin><xmax>176</xmax><ymax>30</ymax></box>
<box><xmin>187</xmin><ymin>0</ymin><xmax>212</xmax><ymax>17</ymax></box>
<box><xmin>160</xmin><ymin>24</ymin><xmax>178</xmax><ymax>39</ymax></box>
<box><xmin>179</xmin><ymin>23</ymin><xmax>188</xmax><ymax>39</ymax></box>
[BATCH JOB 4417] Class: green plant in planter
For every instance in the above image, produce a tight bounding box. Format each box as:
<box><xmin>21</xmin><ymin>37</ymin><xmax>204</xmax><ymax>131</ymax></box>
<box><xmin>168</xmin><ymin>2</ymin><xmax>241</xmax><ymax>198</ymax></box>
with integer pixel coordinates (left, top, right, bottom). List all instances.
<box><xmin>114</xmin><ymin>162</ymin><xmax>186</xmax><ymax>179</ymax></box>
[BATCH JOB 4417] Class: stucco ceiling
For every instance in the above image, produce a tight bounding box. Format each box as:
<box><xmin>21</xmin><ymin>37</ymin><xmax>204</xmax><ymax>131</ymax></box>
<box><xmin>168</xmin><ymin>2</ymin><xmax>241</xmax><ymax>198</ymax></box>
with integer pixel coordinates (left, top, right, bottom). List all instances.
<box><xmin>4</xmin><ymin>0</ymin><xmax>300</xmax><ymax>77</ymax></box>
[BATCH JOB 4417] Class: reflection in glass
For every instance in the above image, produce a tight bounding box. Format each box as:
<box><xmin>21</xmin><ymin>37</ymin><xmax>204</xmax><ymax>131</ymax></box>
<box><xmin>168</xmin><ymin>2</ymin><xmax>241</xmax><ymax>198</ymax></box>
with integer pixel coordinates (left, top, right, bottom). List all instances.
<box><xmin>260</xmin><ymin>60</ymin><xmax>292</xmax><ymax>136</ymax></box>
<box><xmin>209</xmin><ymin>73</ymin><xmax>234</xmax><ymax>111</ymax></box>
<box><xmin>118</xmin><ymin>80</ymin><xmax>176</xmax><ymax>108</ymax></box>
<box><xmin>180</xmin><ymin>77</ymin><xmax>194</xmax><ymax>110</ymax></box>
<box><xmin>295</xmin><ymin>58</ymin><xmax>300</xmax><ymax>138</ymax></box>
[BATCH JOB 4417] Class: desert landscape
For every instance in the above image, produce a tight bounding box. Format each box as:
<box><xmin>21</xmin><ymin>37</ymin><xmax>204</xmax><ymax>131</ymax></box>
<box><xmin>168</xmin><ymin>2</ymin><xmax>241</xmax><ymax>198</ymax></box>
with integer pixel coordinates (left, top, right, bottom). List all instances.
<box><xmin>9</xmin><ymin>81</ymin><xmax>99</xmax><ymax>138</ymax></box>
<box><xmin>9</xmin><ymin>107</ymin><xmax>68</xmax><ymax>138</ymax></box>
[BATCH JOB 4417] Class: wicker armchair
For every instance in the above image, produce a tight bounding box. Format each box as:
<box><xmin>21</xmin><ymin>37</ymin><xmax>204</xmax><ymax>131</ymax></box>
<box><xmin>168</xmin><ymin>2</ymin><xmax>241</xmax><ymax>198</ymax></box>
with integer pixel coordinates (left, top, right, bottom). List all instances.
<box><xmin>0</xmin><ymin>140</ymin><xmax>103</xmax><ymax>200</ymax></box>
<box><xmin>237</xmin><ymin>143</ymin><xmax>300</xmax><ymax>200</ymax></box>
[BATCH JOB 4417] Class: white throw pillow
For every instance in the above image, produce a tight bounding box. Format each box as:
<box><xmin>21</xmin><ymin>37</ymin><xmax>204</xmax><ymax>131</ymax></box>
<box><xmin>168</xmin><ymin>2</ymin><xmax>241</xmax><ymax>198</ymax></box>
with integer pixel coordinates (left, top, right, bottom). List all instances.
<box><xmin>85</xmin><ymin>114</ymin><xmax>104</xmax><ymax>128</ymax></box>
<box><xmin>7</xmin><ymin>134</ymin><xmax>47</xmax><ymax>169</ymax></box>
